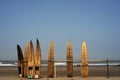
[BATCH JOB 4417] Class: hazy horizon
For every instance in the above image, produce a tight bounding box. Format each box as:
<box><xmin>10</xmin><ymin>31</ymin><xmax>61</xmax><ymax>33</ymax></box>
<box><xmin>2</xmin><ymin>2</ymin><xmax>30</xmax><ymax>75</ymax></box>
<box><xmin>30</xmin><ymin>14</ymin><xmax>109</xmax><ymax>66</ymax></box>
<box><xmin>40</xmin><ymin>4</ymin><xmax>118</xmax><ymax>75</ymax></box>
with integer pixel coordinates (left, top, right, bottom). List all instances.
<box><xmin>0</xmin><ymin>0</ymin><xmax>120</xmax><ymax>60</ymax></box>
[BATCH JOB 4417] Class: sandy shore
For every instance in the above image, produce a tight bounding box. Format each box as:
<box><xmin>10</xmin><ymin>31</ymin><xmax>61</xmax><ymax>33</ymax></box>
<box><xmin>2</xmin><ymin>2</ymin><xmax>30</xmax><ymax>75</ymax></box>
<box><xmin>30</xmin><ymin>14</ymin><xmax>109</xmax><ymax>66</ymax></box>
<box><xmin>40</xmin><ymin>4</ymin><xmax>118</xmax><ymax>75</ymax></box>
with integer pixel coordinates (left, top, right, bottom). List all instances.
<box><xmin>0</xmin><ymin>66</ymin><xmax>120</xmax><ymax>80</ymax></box>
<box><xmin>0</xmin><ymin>77</ymin><xmax>120</xmax><ymax>80</ymax></box>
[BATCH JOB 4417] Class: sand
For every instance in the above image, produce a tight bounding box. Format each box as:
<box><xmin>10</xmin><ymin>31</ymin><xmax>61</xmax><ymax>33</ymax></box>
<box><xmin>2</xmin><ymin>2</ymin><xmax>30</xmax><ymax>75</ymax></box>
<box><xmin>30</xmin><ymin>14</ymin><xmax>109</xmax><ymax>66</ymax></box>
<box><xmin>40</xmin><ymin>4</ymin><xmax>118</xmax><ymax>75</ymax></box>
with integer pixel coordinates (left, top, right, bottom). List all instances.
<box><xmin>0</xmin><ymin>66</ymin><xmax>120</xmax><ymax>80</ymax></box>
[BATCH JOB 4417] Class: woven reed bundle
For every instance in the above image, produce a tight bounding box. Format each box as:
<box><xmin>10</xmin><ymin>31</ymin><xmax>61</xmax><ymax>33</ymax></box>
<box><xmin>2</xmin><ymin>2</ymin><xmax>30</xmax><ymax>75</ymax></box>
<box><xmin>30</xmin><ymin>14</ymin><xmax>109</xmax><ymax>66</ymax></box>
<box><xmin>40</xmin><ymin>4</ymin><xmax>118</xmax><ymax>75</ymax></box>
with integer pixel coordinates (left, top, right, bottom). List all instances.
<box><xmin>81</xmin><ymin>41</ymin><xmax>89</xmax><ymax>78</ymax></box>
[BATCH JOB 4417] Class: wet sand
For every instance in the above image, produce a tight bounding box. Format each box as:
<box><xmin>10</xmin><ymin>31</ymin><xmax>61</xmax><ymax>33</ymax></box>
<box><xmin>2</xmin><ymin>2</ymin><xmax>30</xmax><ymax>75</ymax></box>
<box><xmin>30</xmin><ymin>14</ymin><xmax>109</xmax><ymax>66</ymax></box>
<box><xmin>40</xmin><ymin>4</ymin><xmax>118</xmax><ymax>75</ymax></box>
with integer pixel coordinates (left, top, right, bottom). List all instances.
<box><xmin>0</xmin><ymin>66</ymin><xmax>120</xmax><ymax>80</ymax></box>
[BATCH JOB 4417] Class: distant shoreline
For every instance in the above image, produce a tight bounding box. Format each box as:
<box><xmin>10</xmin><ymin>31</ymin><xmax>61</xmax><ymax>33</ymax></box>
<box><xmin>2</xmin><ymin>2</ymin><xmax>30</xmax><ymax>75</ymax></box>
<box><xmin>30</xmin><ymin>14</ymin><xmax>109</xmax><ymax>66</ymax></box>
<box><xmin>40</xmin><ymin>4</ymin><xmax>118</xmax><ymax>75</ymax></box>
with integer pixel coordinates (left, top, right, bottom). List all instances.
<box><xmin>0</xmin><ymin>59</ymin><xmax>120</xmax><ymax>67</ymax></box>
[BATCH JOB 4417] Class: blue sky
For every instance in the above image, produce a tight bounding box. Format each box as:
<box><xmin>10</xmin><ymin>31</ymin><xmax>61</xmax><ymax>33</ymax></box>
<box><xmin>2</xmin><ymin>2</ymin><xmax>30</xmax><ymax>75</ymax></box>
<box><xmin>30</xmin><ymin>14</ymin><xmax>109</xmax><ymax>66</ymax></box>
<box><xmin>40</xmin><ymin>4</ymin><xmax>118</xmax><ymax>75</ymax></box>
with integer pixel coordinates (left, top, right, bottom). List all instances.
<box><xmin>0</xmin><ymin>0</ymin><xmax>120</xmax><ymax>60</ymax></box>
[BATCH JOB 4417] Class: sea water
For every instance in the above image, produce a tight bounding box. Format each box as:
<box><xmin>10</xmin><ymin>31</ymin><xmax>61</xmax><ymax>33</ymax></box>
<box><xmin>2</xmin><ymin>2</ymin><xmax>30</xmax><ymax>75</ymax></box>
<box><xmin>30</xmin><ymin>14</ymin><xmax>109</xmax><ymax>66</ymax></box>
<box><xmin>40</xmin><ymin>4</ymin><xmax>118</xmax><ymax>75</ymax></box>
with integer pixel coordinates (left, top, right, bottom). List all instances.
<box><xmin>0</xmin><ymin>60</ymin><xmax>120</xmax><ymax>67</ymax></box>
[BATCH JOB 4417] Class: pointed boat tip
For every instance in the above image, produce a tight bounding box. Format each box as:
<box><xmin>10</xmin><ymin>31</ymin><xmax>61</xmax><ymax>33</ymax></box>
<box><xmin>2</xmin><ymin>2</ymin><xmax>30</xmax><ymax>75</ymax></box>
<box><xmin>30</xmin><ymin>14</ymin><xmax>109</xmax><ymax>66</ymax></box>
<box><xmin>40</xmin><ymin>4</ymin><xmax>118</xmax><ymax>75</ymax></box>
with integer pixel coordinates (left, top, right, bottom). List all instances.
<box><xmin>30</xmin><ymin>40</ymin><xmax>32</xmax><ymax>44</ymax></box>
<box><xmin>67</xmin><ymin>40</ymin><xmax>72</xmax><ymax>44</ymax></box>
<box><xmin>30</xmin><ymin>40</ymin><xmax>34</xmax><ymax>47</ymax></box>
<box><xmin>82</xmin><ymin>40</ymin><xmax>87</xmax><ymax>46</ymax></box>
<box><xmin>26</xmin><ymin>41</ymin><xmax>29</xmax><ymax>43</ymax></box>
<box><xmin>82</xmin><ymin>40</ymin><xmax>86</xmax><ymax>43</ymax></box>
<box><xmin>83</xmin><ymin>40</ymin><xmax>85</xmax><ymax>41</ymax></box>
<box><xmin>25</xmin><ymin>41</ymin><xmax>29</xmax><ymax>45</ymax></box>
<box><xmin>36</xmin><ymin>38</ymin><xmax>39</xmax><ymax>41</ymax></box>
<box><xmin>36</xmin><ymin>38</ymin><xmax>39</xmax><ymax>44</ymax></box>
<box><xmin>50</xmin><ymin>40</ymin><xmax>54</xmax><ymax>43</ymax></box>
<box><xmin>50</xmin><ymin>40</ymin><xmax>54</xmax><ymax>48</ymax></box>
<box><xmin>17</xmin><ymin>44</ymin><xmax>21</xmax><ymax>48</ymax></box>
<box><xmin>68</xmin><ymin>40</ymin><xmax>71</xmax><ymax>42</ymax></box>
<box><xmin>17</xmin><ymin>44</ymin><xmax>19</xmax><ymax>47</ymax></box>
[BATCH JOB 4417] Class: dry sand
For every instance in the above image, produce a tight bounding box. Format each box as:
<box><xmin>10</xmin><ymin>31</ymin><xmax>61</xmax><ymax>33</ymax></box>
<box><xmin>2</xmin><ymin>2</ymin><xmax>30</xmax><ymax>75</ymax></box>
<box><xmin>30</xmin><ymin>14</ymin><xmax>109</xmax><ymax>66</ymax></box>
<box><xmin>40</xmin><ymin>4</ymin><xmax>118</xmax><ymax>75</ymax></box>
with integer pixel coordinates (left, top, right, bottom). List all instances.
<box><xmin>0</xmin><ymin>77</ymin><xmax>120</xmax><ymax>80</ymax></box>
<box><xmin>0</xmin><ymin>66</ymin><xmax>120</xmax><ymax>80</ymax></box>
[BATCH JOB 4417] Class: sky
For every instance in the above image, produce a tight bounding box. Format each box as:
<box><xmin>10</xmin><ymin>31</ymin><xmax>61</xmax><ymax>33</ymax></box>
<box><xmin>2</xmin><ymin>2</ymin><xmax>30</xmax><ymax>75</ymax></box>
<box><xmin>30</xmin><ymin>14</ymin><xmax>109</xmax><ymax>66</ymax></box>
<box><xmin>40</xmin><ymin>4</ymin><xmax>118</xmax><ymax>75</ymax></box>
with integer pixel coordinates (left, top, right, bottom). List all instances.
<box><xmin>0</xmin><ymin>0</ymin><xmax>120</xmax><ymax>60</ymax></box>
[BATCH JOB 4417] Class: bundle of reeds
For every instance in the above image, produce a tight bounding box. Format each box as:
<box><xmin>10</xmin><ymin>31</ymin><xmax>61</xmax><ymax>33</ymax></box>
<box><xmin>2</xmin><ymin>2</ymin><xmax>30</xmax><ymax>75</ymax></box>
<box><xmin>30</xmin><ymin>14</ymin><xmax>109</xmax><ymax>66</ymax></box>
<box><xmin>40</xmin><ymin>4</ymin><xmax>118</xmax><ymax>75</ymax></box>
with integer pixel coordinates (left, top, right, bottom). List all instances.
<box><xmin>17</xmin><ymin>45</ymin><xmax>24</xmax><ymax>77</ymax></box>
<box><xmin>81</xmin><ymin>41</ymin><xmax>89</xmax><ymax>78</ymax></box>
<box><xmin>28</xmin><ymin>41</ymin><xmax>35</xmax><ymax>78</ymax></box>
<box><xmin>67</xmin><ymin>40</ymin><xmax>73</xmax><ymax>77</ymax></box>
<box><xmin>48</xmin><ymin>41</ymin><xmax>54</xmax><ymax>77</ymax></box>
<box><xmin>35</xmin><ymin>39</ymin><xmax>42</xmax><ymax>78</ymax></box>
<box><xmin>23</xmin><ymin>41</ymin><xmax>29</xmax><ymax>78</ymax></box>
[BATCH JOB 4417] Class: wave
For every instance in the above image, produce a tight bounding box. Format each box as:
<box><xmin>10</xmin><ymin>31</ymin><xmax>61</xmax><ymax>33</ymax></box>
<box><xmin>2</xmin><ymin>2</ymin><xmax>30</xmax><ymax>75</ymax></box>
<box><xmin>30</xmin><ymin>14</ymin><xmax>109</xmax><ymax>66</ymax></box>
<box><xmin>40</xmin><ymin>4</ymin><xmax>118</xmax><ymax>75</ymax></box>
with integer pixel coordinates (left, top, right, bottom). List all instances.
<box><xmin>0</xmin><ymin>60</ymin><xmax>120</xmax><ymax>67</ymax></box>
<box><xmin>0</xmin><ymin>62</ymin><xmax>120</xmax><ymax>67</ymax></box>
<box><xmin>0</xmin><ymin>62</ymin><xmax>17</xmax><ymax>66</ymax></box>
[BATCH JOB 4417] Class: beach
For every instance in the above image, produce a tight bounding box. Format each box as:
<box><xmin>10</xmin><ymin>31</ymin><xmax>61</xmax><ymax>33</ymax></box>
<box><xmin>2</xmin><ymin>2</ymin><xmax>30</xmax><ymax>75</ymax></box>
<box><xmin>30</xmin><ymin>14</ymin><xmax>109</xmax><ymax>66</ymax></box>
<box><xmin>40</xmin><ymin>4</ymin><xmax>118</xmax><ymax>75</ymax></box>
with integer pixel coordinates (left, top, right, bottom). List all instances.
<box><xmin>0</xmin><ymin>66</ymin><xmax>120</xmax><ymax>80</ymax></box>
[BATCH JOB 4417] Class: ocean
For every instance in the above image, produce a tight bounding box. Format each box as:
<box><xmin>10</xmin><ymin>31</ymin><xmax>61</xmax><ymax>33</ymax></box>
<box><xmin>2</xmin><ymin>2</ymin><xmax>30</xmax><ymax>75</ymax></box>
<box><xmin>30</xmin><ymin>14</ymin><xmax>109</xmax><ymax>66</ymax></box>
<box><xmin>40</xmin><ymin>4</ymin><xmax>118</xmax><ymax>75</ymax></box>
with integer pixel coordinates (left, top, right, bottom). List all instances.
<box><xmin>0</xmin><ymin>59</ymin><xmax>120</xmax><ymax>67</ymax></box>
